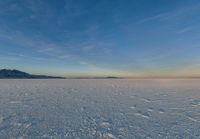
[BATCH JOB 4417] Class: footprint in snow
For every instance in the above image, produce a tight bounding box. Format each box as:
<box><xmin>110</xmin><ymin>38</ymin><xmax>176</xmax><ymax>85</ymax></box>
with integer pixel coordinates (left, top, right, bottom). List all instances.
<box><xmin>147</xmin><ymin>107</ymin><xmax>153</xmax><ymax>112</ymax></box>
<box><xmin>135</xmin><ymin>111</ymin><xmax>150</xmax><ymax>119</ymax></box>
<box><xmin>129</xmin><ymin>105</ymin><xmax>136</xmax><ymax>110</ymax></box>
<box><xmin>158</xmin><ymin>108</ymin><xmax>165</xmax><ymax>114</ymax></box>
<box><xmin>103</xmin><ymin>133</ymin><xmax>116</xmax><ymax>139</ymax></box>
<box><xmin>141</xmin><ymin>98</ymin><xmax>151</xmax><ymax>103</ymax></box>
<box><xmin>100</xmin><ymin>122</ymin><xmax>111</xmax><ymax>129</ymax></box>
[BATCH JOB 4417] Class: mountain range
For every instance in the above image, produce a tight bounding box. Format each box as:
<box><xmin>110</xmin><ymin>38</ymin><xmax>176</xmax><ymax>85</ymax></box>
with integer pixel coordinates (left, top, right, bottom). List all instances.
<box><xmin>0</xmin><ymin>69</ymin><xmax>64</xmax><ymax>79</ymax></box>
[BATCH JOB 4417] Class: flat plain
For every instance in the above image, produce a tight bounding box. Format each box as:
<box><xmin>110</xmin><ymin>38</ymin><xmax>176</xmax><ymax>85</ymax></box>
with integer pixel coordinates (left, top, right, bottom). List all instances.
<box><xmin>0</xmin><ymin>79</ymin><xmax>200</xmax><ymax>139</ymax></box>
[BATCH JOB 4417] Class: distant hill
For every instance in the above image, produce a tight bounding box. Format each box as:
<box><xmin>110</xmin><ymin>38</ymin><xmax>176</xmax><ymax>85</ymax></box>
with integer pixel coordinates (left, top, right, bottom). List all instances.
<box><xmin>105</xmin><ymin>76</ymin><xmax>119</xmax><ymax>79</ymax></box>
<box><xmin>0</xmin><ymin>69</ymin><xmax>64</xmax><ymax>79</ymax></box>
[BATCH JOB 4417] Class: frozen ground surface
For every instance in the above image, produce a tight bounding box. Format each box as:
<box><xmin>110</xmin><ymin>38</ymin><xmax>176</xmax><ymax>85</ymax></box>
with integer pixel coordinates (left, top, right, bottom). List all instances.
<box><xmin>0</xmin><ymin>79</ymin><xmax>200</xmax><ymax>139</ymax></box>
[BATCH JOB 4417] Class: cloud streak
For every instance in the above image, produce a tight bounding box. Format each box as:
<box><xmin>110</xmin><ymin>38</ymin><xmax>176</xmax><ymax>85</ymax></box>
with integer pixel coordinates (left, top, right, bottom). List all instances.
<box><xmin>0</xmin><ymin>0</ymin><xmax>200</xmax><ymax>77</ymax></box>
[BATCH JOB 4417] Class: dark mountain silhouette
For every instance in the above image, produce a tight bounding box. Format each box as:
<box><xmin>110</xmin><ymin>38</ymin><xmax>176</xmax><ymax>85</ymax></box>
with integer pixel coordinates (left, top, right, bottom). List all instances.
<box><xmin>0</xmin><ymin>69</ymin><xmax>64</xmax><ymax>79</ymax></box>
<box><xmin>106</xmin><ymin>76</ymin><xmax>119</xmax><ymax>79</ymax></box>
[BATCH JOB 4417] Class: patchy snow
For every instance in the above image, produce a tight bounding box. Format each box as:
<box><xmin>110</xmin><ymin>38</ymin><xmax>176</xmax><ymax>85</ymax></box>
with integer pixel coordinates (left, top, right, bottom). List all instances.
<box><xmin>0</xmin><ymin>79</ymin><xmax>200</xmax><ymax>138</ymax></box>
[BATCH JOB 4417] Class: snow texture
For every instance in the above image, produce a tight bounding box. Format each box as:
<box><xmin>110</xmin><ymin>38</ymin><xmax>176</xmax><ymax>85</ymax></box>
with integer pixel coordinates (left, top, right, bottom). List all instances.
<box><xmin>0</xmin><ymin>79</ymin><xmax>200</xmax><ymax>139</ymax></box>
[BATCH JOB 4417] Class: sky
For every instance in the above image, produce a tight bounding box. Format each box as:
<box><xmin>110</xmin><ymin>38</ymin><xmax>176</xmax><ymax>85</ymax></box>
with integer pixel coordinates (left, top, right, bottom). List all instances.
<box><xmin>0</xmin><ymin>0</ymin><xmax>200</xmax><ymax>77</ymax></box>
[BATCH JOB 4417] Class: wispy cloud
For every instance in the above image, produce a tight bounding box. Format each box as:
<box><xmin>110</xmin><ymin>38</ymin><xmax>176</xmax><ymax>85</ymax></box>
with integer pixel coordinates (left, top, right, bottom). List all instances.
<box><xmin>1</xmin><ymin>0</ymin><xmax>200</xmax><ymax>76</ymax></box>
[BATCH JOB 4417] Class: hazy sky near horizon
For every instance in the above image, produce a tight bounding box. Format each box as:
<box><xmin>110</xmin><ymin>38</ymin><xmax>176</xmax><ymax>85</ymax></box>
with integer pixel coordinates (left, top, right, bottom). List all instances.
<box><xmin>0</xmin><ymin>0</ymin><xmax>200</xmax><ymax>77</ymax></box>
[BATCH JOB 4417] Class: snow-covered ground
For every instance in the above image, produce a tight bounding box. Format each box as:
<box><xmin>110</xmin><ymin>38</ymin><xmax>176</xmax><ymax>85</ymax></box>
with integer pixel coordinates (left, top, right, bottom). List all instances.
<box><xmin>0</xmin><ymin>79</ymin><xmax>200</xmax><ymax>139</ymax></box>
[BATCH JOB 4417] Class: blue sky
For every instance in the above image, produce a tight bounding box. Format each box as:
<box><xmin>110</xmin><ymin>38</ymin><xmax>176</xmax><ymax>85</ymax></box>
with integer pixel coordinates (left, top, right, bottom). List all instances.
<box><xmin>0</xmin><ymin>0</ymin><xmax>200</xmax><ymax>77</ymax></box>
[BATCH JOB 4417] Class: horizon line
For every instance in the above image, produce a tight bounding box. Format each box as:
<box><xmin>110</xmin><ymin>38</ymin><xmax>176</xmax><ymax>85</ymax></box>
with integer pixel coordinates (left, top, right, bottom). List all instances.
<box><xmin>1</xmin><ymin>69</ymin><xmax>200</xmax><ymax>79</ymax></box>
